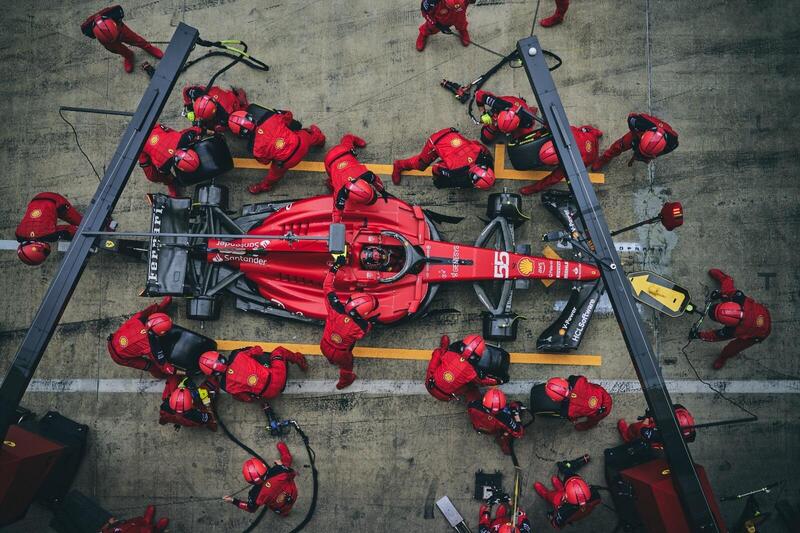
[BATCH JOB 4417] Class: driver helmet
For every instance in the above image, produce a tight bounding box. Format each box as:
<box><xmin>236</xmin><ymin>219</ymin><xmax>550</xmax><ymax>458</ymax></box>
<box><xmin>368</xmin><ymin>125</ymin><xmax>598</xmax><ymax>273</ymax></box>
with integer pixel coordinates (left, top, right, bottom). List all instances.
<box><xmin>360</xmin><ymin>246</ymin><xmax>390</xmax><ymax>271</ymax></box>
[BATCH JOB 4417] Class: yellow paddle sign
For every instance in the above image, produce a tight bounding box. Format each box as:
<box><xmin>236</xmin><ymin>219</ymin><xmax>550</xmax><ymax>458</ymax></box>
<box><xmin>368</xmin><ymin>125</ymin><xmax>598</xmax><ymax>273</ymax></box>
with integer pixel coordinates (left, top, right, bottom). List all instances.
<box><xmin>628</xmin><ymin>271</ymin><xmax>691</xmax><ymax>317</ymax></box>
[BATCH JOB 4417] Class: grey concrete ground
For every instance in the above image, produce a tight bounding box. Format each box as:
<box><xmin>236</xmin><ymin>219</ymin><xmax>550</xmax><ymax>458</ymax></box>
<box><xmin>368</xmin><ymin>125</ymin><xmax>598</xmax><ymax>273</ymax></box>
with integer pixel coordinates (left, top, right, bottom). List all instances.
<box><xmin>1</xmin><ymin>0</ymin><xmax>799</xmax><ymax>531</ymax></box>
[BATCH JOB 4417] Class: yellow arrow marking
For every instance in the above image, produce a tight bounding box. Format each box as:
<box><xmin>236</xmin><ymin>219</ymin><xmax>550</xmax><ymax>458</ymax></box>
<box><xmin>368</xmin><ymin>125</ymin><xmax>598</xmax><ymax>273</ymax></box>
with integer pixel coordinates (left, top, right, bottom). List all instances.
<box><xmin>628</xmin><ymin>274</ymin><xmax>687</xmax><ymax>313</ymax></box>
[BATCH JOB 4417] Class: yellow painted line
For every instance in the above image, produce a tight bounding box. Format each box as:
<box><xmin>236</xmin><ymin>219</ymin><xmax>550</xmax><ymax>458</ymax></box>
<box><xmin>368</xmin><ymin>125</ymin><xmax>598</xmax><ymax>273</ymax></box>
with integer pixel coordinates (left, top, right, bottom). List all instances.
<box><xmin>233</xmin><ymin>144</ymin><xmax>606</xmax><ymax>184</ymax></box>
<box><xmin>215</xmin><ymin>340</ymin><xmax>601</xmax><ymax>366</ymax></box>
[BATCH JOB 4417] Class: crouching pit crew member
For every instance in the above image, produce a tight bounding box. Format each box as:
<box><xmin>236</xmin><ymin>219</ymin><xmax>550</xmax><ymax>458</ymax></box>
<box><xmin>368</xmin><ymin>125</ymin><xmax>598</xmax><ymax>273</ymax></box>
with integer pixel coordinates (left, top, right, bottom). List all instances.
<box><xmin>158</xmin><ymin>376</ymin><xmax>218</xmax><ymax>431</ymax></box>
<box><xmin>107</xmin><ymin>297</ymin><xmax>177</xmax><ymax>378</ymax></box>
<box><xmin>224</xmin><ymin>442</ymin><xmax>297</xmax><ymax>516</ymax></box>
<box><xmin>592</xmin><ymin>113</ymin><xmax>678</xmax><ymax>171</ymax></box>
<box><xmin>533</xmin><ymin>456</ymin><xmax>601</xmax><ymax>529</ymax></box>
<box><xmin>138</xmin><ymin>124</ymin><xmax>204</xmax><ymax>197</ymax></box>
<box><xmin>182</xmin><ymin>84</ymin><xmax>249</xmax><ymax>132</ymax></box>
<box><xmin>16</xmin><ymin>192</ymin><xmax>85</xmax><ymax>266</ymax></box>
<box><xmin>426</xmin><ymin>334</ymin><xmax>501</xmax><ymax>403</ymax></box>
<box><xmin>617</xmin><ymin>404</ymin><xmax>695</xmax><ymax>446</ymax></box>
<box><xmin>467</xmin><ymin>388</ymin><xmax>524</xmax><ymax>455</ymax></box>
<box><xmin>199</xmin><ymin>346</ymin><xmax>307</xmax><ymax>402</ymax></box>
<box><xmin>323</xmin><ymin>133</ymin><xmax>387</xmax><ymax>221</ymax></box>
<box><xmin>479</xmin><ymin>491</ymin><xmax>532</xmax><ymax>532</ymax></box>
<box><xmin>543</xmin><ymin>376</ymin><xmax>612</xmax><ymax>430</ymax></box>
<box><xmin>392</xmin><ymin>127</ymin><xmax>495</xmax><ymax>190</ymax></box>
<box><xmin>474</xmin><ymin>90</ymin><xmax>538</xmax><ymax>144</ymax></box>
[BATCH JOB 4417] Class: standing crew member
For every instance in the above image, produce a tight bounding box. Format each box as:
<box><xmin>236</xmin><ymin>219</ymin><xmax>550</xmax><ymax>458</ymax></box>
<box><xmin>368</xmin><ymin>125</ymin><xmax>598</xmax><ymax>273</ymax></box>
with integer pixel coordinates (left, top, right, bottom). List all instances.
<box><xmin>690</xmin><ymin>268</ymin><xmax>771</xmax><ymax>369</ymax></box>
<box><xmin>199</xmin><ymin>346</ymin><xmax>307</xmax><ymax>402</ymax></box>
<box><xmin>107</xmin><ymin>297</ymin><xmax>177</xmax><ymax>379</ymax></box>
<box><xmin>592</xmin><ymin>113</ymin><xmax>678</xmax><ymax>171</ymax></box>
<box><xmin>392</xmin><ymin>128</ymin><xmax>495</xmax><ymax>189</ymax></box>
<box><xmin>182</xmin><ymin>84</ymin><xmax>249</xmax><ymax>132</ymax></box>
<box><xmin>519</xmin><ymin>125</ymin><xmax>603</xmax><ymax>195</ymax></box>
<box><xmin>417</xmin><ymin>0</ymin><xmax>474</xmax><ymax>52</ymax></box>
<box><xmin>474</xmin><ymin>90</ymin><xmax>538</xmax><ymax>143</ymax></box>
<box><xmin>228</xmin><ymin>108</ymin><xmax>325</xmax><ymax>194</ymax></box>
<box><xmin>617</xmin><ymin>404</ymin><xmax>695</xmax><ymax>446</ymax></box>
<box><xmin>539</xmin><ymin>1</ymin><xmax>570</xmax><ymax>28</ymax></box>
<box><xmin>158</xmin><ymin>376</ymin><xmax>218</xmax><ymax>431</ymax></box>
<box><xmin>426</xmin><ymin>334</ymin><xmax>501</xmax><ymax>403</ymax></box>
<box><xmin>16</xmin><ymin>192</ymin><xmax>83</xmax><ymax>266</ymax></box>
<box><xmin>544</xmin><ymin>376</ymin><xmax>612</xmax><ymax>430</ymax></box>
<box><xmin>479</xmin><ymin>498</ymin><xmax>532</xmax><ymax>532</ymax></box>
<box><xmin>467</xmin><ymin>388</ymin><xmax>524</xmax><ymax>455</ymax></box>
<box><xmin>533</xmin><ymin>456</ymin><xmax>601</xmax><ymax>529</ymax></box>
<box><xmin>224</xmin><ymin>442</ymin><xmax>298</xmax><ymax>516</ymax></box>
<box><xmin>80</xmin><ymin>5</ymin><xmax>163</xmax><ymax>73</ymax></box>
<box><xmin>320</xmin><ymin>263</ymin><xmax>379</xmax><ymax>390</ymax></box>
<box><xmin>138</xmin><ymin>124</ymin><xmax>203</xmax><ymax>197</ymax></box>
<box><xmin>323</xmin><ymin>134</ymin><xmax>386</xmax><ymax>221</ymax></box>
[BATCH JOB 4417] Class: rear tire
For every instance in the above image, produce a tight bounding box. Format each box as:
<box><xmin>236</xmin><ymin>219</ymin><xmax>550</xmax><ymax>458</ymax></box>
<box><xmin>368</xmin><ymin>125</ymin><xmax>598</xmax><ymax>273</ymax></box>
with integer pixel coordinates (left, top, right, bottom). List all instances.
<box><xmin>486</xmin><ymin>192</ymin><xmax>527</xmax><ymax>227</ymax></box>
<box><xmin>186</xmin><ymin>296</ymin><xmax>220</xmax><ymax>321</ymax></box>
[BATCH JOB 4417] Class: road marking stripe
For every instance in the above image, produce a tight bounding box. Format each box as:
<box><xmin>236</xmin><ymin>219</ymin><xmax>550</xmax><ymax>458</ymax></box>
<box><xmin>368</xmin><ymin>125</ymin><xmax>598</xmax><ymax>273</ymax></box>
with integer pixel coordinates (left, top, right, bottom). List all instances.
<box><xmin>214</xmin><ymin>340</ymin><xmax>602</xmax><ymax>366</ymax></box>
<box><xmin>23</xmin><ymin>378</ymin><xmax>800</xmax><ymax>395</ymax></box>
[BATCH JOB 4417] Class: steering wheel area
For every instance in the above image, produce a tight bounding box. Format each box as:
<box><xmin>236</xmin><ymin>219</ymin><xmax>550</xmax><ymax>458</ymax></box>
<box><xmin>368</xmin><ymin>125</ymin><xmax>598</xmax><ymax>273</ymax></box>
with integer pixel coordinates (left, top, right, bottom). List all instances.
<box><xmin>377</xmin><ymin>231</ymin><xmax>425</xmax><ymax>284</ymax></box>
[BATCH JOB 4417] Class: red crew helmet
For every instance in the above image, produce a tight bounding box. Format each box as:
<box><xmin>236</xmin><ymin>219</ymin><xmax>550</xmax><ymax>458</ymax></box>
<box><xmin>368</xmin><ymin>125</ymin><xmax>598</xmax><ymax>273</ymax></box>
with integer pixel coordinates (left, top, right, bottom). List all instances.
<box><xmin>675</xmin><ymin>406</ymin><xmax>696</xmax><ymax>440</ymax></box>
<box><xmin>496</xmin><ymin>109</ymin><xmax>521</xmax><ymax>134</ymax></box>
<box><xmin>638</xmin><ymin>130</ymin><xmax>667</xmax><ymax>158</ymax></box>
<box><xmin>17</xmin><ymin>241</ymin><xmax>50</xmax><ymax>266</ymax></box>
<box><xmin>469</xmin><ymin>165</ymin><xmax>495</xmax><ymax>190</ymax></box>
<box><xmin>169</xmin><ymin>387</ymin><xmax>193</xmax><ymax>414</ymax></box>
<box><xmin>345</xmin><ymin>293</ymin><xmax>379</xmax><ymax>319</ymax></box>
<box><xmin>345</xmin><ymin>178</ymin><xmax>377</xmax><ymax>205</ymax></box>
<box><xmin>539</xmin><ymin>140</ymin><xmax>559</xmax><ymax>166</ymax></box>
<box><xmin>193</xmin><ymin>95</ymin><xmax>218</xmax><ymax>122</ymax></box>
<box><xmin>713</xmin><ymin>301</ymin><xmax>744</xmax><ymax>326</ymax></box>
<box><xmin>174</xmin><ymin>149</ymin><xmax>200</xmax><ymax>173</ymax></box>
<box><xmin>228</xmin><ymin>110</ymin><xmax>256</xmax><ymax>138</ymax></box>
<box><xmin>242</xmin><ymin>457</ymin><xmax>268</xmax><ymax>485</ymax></box>
<box><xmin>443</xmin><ymin>0</ymin><xmax>463</xmax><ymax>8</ymax></box>
<box><xmin>498</xmin><ymin>525</ymin><xmax>519</xmax><ymax>533</ymax></box>
<box><xmin>659</xmin><ymin>201</ymin><xmax>684</xmax><ymax>231</ymax></box>
<box><xmin>545</xmin><ymin>377</ymin><xmax>570</xmax><ymax>402</ymax></box>
<box><xmin>564</xmin><ymin>476</ymin><xmax>592</xmax><ymax>506</ymax></box>
<box><xmin>461</xmin><ymin>334</ymin><xmax>486</xmax><ymax>358</ymax></box>
<box><xmin>93</xmin><ymin>18</ymin><xmax>120</xmax><ymax>45</ymax></box>
<box><xmin>199</xmin><ymin>351</ymin><xmax>228</xmax><ymax>375</ymax></box>
<box><xmin>145</xmin><ymin>313</ymin><xmax>173</xmax><ymax>336</ymax></box>
<box><xmin>482</xmin><ymin>388</ymin><xmax>507</xmax><ymax>413</ymax></box>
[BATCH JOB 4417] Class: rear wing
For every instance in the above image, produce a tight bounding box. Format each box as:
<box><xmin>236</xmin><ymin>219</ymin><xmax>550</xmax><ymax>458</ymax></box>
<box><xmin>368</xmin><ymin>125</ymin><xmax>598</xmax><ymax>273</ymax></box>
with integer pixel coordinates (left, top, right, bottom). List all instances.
<box><xmin>144</xmin><ymin>194</ymin><xmax>192</xmax><ymax>296</ymax></box>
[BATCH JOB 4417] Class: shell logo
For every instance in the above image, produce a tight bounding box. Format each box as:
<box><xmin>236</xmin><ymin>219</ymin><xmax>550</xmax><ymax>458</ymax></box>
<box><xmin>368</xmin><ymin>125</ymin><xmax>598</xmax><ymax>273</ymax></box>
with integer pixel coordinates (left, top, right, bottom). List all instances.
<box><xmin>30</xmin><ymin>209</ymin><xmax>42</xmax><ymax>219</ymax></box>
<box><xmin>331</xmin><ymin>333</ymin><xmax>343</xmax><ymax>344</ymax></box>
<box><xmin>213</xmin><ymin>94</ymin><xmax>219</xmax><ymax>100</ymax></box>
<box><xmin>588</xmin><ymin>396</ymin><xmax>598</xmax><ymax>409</ymax></box>
<box><xmin>585</xmin><ymin>140</ymin><xmax>593</xmax><ymax>153</ymax></box>
<box><xmin>756</xmin><ymin>316</ymin><xmax>765</xmax><ymax>327</ymax></box>
<box><xmin>443</xmin><ymin>371</ymin><xmax>455</xmax><ymax>383</ymax></box>
<box><xmin>247</xmin><ymin>374</ymin><xmax>259</xmax><ymax>387</ymax></box>
<box><xmin>450</xmin><ymin>137</ymin><xmax>463</xmax><ymax>148</ymax></box>
<box><xmin>275</xmin><ymin>138</ymin><xmax>286</xmax><ymax>150</ymax></box>
<box><xmin>467</xmin><ymin>156</ymin><xmax>473</xmax><ymax>163</ymax></box>
<box><xmin>3</xmin><ymin>440</ymin><xmax>15</xmax><ymax>448</ymax></box>
<box><xmin>337</xmin><ymin>161</ymin><xmax>348</xmax><ymax>170</ymax></box>
<box><xmin>119</xmin><ymin>336</ymin><xmax>128</xmax><ymax>347</ymax></box>
<box><xmin>517</xmin><ymin>257</ymin><xmax>534</xmax><ymax>276</ymax></box>
<box><xmin>558</xmin><ymin>328</ymin><xmax>566</xmax><ymax>336</ymax></box>
<box><xmin>139</xmin><ymin>329</ymin><xmax>146</xmax><ymax>335</ymax></box>
<box><xmin>149</xmin><ymin>135</ymin><xmax>159</xmax><ymax>145</ymax></box>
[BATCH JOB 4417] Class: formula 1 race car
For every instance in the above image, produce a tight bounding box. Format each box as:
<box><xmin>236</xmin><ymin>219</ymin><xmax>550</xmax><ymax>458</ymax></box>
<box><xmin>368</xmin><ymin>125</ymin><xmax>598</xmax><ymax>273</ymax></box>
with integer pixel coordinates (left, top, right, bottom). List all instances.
<box><xmin>142</xmin><ymin>184</ymin><xmax>600</xmax><ymax>341</ymax></box>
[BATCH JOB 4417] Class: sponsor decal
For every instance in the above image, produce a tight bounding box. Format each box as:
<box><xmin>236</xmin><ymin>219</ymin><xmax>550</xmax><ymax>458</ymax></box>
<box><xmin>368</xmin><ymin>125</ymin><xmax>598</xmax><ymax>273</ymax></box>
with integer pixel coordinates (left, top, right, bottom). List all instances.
<box><xmin>561</xmin><ymin>306</ymin><xmax>577</xmax><ymax>330</ymax></box>
<box><xmin>450</xmin><ymin>137</ymin><xmax>463</xmax><ymax>148</ymax></box>
<box><xmin>275</xmin><ymin>138</ymin><xmax>286</xmax><ymax>150</ymax></box>
<box><xmin>558</xmin><ymin>328</ymin><xmax>566</xmax><ymax>336</ymax></box>
<box><xmin>213</xmin><ymin>253</ymin><xmax>268</xmax><ymax>266</ymax></box>
<box><xmin>493</xmin><ymin>251</ymin><xmax>509</xmax><ymax>279</ymax></box>
<box><xmin>585</xmin><ymin>140</ymin><xmax>593</xmax><ymax>153</ymax></box>
<box><xmin>331</xmin><ymin>333</ymin><xmax>343</xmax><ymax>344</ymax></box>
<box><xmin>30</xmin><ymin>209</ymin><xmax>42</xmax><ymax>219</ymax></box>
<box><xmin>517</xmin><ymin>257</ymin><xmax>534</xmax><ymax>276</ymax></box>
<box><xmin>756</xmin><ymin>316</ymin><xmax>765</xmax><ymax>327</ymax></box>
<box><xmin>211</xmin><ymin>254</ymin><xmax>224</xmax><ymax>263</ymax></box>
<box><xmin>147</xmin><ymin>205</ymin><xmax>165</xmax><ymax>282</ymax></box>
<box><xmin>344</xmin><ymin>317</ymin><xmax>350</xmax><ymax>324</ymax></box>
<box><xmin>588</xmin><ymin>396</ymin><xmax>598</xmax><ymax>409</ymax></box>
<box><xmin>149</xmin><ymin>135</ymin><xmax>159</xmax><ymax>145</ymax></box>
<box><xmin>661</xmin><ymin>469</ymin><xmax>670</xmax><ymax>476</ymax></box>
<box><xmin>29</xmin><ymin>231</ymin><xmax>36</xmax><ymax>238</ymax></box>
<box><xmin>257</xmin><ymin>128</ymin><xmax>264</xmax><ymax>135</ymax></box>
<box><xmin>443</xmin><ymin>371</ymin><xmax>455</xmax><ymax>383</ymax></box>
<box><xmin>216</xmin><ymin>239</ymin><xmax>271</xmax><ymax>250</ymax></box>
<box><xmin>571</xmin><ymin>295</ymin><xmax>598</xmax><ymax>343</ymax></box>
<box><xmin>247</xmin><ymin>374</ymin><xmax>259</xmax><ymax>387</ymax></box>
<box><xmin>265</xmin><ymin>481</ymin><xmax>271</xmax><ymax>488</ymax></box>
<box><xmin>451</xmin><ymin>245</ymin><xmax>460</xmax><ymax>278</ymax></box>
<box><xmin>337</xmin><ymin>161</ymin><xmax>348</xmax><ymax>170</ymax></box>
<box><xmin>119</xmin><ymin>336</ymin><xmax>128</xmax><ymax>347</ymax></box>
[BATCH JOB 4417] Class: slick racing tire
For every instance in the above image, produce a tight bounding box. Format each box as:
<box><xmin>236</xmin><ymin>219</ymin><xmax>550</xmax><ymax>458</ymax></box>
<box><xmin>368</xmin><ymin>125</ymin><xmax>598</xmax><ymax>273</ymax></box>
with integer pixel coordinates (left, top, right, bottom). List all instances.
<box><xmin>507</xmin><ymin>131</ymin><xmax>552</xmax><ymax>170</ymax></box>
<box><xmin>186</xmin><ymin>296</ymin><xmax>220</xmax><ymax>321</ymax></box>
<box><xmin>530</xmin><ymin>383</ymin><xmax>563</xmax><ymax>418</ymax></box>
<box><xmin>175</xmin><ymin>134</ymin><xmax>234</xmax><ymax>186</ymax></box>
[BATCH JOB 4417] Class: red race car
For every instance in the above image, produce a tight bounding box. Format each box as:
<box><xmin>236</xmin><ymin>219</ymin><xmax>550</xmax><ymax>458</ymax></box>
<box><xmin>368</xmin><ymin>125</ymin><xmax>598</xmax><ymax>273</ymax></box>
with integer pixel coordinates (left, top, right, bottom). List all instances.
<box><xmin>143</xmin><ymin>185</ymin><xmax>600</xmax><ymax>340</ymax></box>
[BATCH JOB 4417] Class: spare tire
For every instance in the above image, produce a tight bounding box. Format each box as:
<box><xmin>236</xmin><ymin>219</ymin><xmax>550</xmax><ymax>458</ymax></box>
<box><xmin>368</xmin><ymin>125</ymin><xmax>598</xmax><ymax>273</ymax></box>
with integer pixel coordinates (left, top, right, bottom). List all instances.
<box><xmin>175</xmin><ymin>134</ymin><xmax>234</xmax><ymax>186</ymax></box>
<box><xmin>507</xmin><ymin>131</ymin><xmax>553</xmax><ymax>170</ymax></box>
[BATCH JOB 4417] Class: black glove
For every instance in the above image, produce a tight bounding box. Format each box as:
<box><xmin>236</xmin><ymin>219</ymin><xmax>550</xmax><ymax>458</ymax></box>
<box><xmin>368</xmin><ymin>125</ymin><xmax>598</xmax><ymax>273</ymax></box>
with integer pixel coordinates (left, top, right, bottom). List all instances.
<box><xmin>688</xmin><ymin>327</ymin><xmax>699</xmax><ymax>340</ymax></box>
<box><xmin>709</xmin><ymin>290</ymin><xmax>721</xmax><ymax>300</ymax></box>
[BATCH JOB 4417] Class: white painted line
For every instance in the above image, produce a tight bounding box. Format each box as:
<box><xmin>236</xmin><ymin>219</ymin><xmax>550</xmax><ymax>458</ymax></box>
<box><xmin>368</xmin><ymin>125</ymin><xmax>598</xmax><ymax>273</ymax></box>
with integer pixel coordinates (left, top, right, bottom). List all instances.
<box><xmin>0</xmin><ymin>239</ymin><xmax>70</xmax><ymax>251</ymax></box>
<box><xmin>22</xmin><ymin>378</ymin><xmax>800</xmax><ymax>395</ymax></box>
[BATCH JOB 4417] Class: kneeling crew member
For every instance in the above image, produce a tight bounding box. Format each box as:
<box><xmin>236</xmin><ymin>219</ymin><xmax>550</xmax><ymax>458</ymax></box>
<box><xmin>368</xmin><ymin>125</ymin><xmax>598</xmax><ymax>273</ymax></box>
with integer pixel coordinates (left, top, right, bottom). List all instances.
<box><xmin>417</xmin><ymin>0</ymin><xmax>474</xmax><ymax>52</ymax></box>
<box><xmin>479</xmin><ymin>498</ymin><xmax>532</xmax><ymax>532</ymax></box>
<box><xmin>323</xmin><ymin>134</ymin><xmax>387</xmax><ymax>221</ymax></box>
<box><xmin>81</xmin><ymin>5</ymin><xmax>163</xmax><ymax>73</ymax></box>
<box><xmin>617</xmin><ymin>404</ymin><xmax>695</xmax><ymax>446</ymax></box>
<box><xmin>426</xmin><ymin>334</ymin><xmax>500</xmax><ymax>403</ymax></box>
<box><xmin>199</xmin><ymin>346</ymin><xmax>307</xmax><ymax>402</ymax></box>
<box><xmin>228</xmin><ymin>108</ymin><xmax>325</xmax><ymax>194</ymax></box>
<box><xmin>467</xmin><ymin>388</ymin><xmax>524</xmax><ymax>455</ymax></box>
<box><xmin>392</xmin><ymin>128</ymin><xmax>495</xmax><ymax>189</ymax></box>
<box><xmin>519</xmin><ymin>125</ymin><xmax>603</xmax><ymax>196</ymax></box>
<box><xmin>107</xmin><ymin>297</ymin><xmax>176</xmax><ymax>378</ymax></box>
<box><xmin>16</xmin><ymin>192</ymin><xmax>84</xmax><ymax>266</ymax></box>
<box><xmin>474</xmin><ymin>90</ymin><xmax>538</xmax><ymax>143</ymax></box>
<box><xmin>138</xmin><ymin>124</ymin><xmax>203</xmax><ymax>197</ymax></box>
<box><xmin>544</xmin><ymin>376</ymin><xmax>612</xmax><ymax>430</ymax></box>
<box><xmin>158</xmin><ymin>376</ymin><xmax>217</xmax><ymax>431</ymax></box>
<box><xmin>182</xmin><ymin>84</ymin><xmax>249</xmax><ymax>132</ymax></box>
<box><xmin>224</xmin><ymin>442</ymin><xmax>297</xmax><ymax>516</ymax></box>
<box><xmin>320</xmin><ymin>262</ymin><xmax>379</xmax><ymax>390</ymax></box>
<box><xmin>533</xmin><ymin>456</ymin><xmax>600</xmax><ymax>529</ymax></box>
<box><xmin>691</xmin><ymin>268</ymin><xmax>771</xmax><ymax>369</ymax></box>
<box><xmin>592</xmin><ymin>113</ymin><xmax>678</xmax><ymax>170</ymax></box>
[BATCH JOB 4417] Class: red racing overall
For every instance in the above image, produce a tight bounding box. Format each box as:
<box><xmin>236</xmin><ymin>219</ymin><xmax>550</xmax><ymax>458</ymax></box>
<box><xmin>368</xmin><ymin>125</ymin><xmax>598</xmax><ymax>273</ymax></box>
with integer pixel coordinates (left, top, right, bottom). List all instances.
<box><xmin>592</xmin><ymin>113</ymin><xmax>678</xmax><ymax>170</ymax></box>
<box><xmin>425</xmin><ymin>336</ymin><xmax>499</xmax><ymax>402</ymax></box>
<box><xmin>323</xmin><ymin>134</ymin><xmax>385</xmax><ymax>220</ymax></box>
<box><xmin>479</xmin><ymin>503</ymin><xmax>532</xmax><ymax>532</ymax></box>
<box><xmin>218</xmin><ymin>346</ymin><xmax>299</xmax><ymax>402</ymax></box>
<box><xmin>534</xmin><ymin>477</ymin><xmax>600</xmax><ymax>529</ymax></box>
<box><xmin>467</xmin><ymin>400</ymin><xmax>524</xmax><ymax>455</ymax></box>
<box><xmin>417</xmin><ymin>0</ymin><xmax>474</xmax><ymax>50</ymax></box>
<box><xmin>231</xmin><ymin>442</ymin><xmax>298</xmax><ymax>516</ymax></box>
<box><xmin>182</xmin><ymin>85</ymin><xmax>249</xmax><ymax>132</ymax></box>
<box><xmin>618</xmin><ymin>404</ymin><xmax>695</xmax><ymax>446</ymax></box>
<box><xmin>474</xmin><ymin>90</ymin><xmax>539</xmax><ymax>143</ymax></box>
<box><xmin>393</xmin><ymin>128</ymin><xmax>492</xmax><ymax>188</ymax></box>
<box><xmin>158</xmin><ymin>376</ymin><xmax>217</xmax><ymax>431</ymax></box>
<box><xmin>247</xmin><ymin>111</ymin><xmax>325</xmax><ymax>192</ymax></box>
<box><xmin>562</xmin><ymin>375</ymin><xmax>612</xmax><ymax>430</ymax></box>
<box><xmin>138</xmin><ymin>125</ymin><xmax>203</xmax><ymax>196</ymax></box>
<box><xmin>80</xmin><ymin>5</ymin><xmax>163</xmax><ymax>73</ymax></box>
<box><xmin>15</xmin><ymin>192</ymin><xmax>83</xmax><ymax>242</ymax></box>
<box><xmin>519</xmin><ymin>125</ymin><xmax>603</xmax><ymax>195</ymax></box>
<box><xmin>107</xmin><ymin>297</ymin><xmax>174</xmax><ymax>379</ymax></box>
<box><xmin>698</xmin><ymin>269</ymin><xmax>771</xmax><ymax>369</ymax></box>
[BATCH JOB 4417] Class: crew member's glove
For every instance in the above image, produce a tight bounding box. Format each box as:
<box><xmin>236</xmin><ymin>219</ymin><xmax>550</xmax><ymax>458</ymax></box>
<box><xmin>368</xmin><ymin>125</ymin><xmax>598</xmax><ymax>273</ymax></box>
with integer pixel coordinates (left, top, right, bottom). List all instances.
<box><xmin>162</xmin><ymin>363</ymin><xmax>177</xmax><ymax>376</ymax></box>
<box><xmin>331</xmin><ymin>251</ymin><xmax>347</xmax><ymax>268</ymax></box>
<box><xmin>481</xmin><ymin>113</ymin><xmax>493</xmax><ymax>125</ymax></box>
<box><xmin>440</xmin><ymin>335</ymin><xmax>450</xmax><ymax>350</ymax></box>
<box><xmin>709</xmin><ymin>290</ymin><xmax>721</xmax><ymax>300</ymax></box>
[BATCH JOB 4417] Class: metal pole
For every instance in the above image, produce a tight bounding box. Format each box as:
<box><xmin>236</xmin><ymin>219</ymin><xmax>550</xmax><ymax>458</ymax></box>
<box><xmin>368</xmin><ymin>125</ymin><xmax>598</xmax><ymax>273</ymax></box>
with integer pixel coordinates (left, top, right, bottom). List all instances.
<box><xmin>517</xmin><ymin>36</ymin><xmax>720</xmax><ymax>532</ymax></box>
<box><xmin>83</xmin><ymin>231</ymin><xmax>330</xmax><ymax>241</ymax></box>
<box><xmin>609</xmin><ymin>215</ymin><xmax>660</xmax><ymax>237</ymax></box>
<box><xmin>0</xmin><ymin>23</ymin><xmax>200</xmax><ymax>440</ymax></box>
<box><xmin>59</xmin><ymin>106</ymin><xmax>134</xmax><ymax>117</ymax></box>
